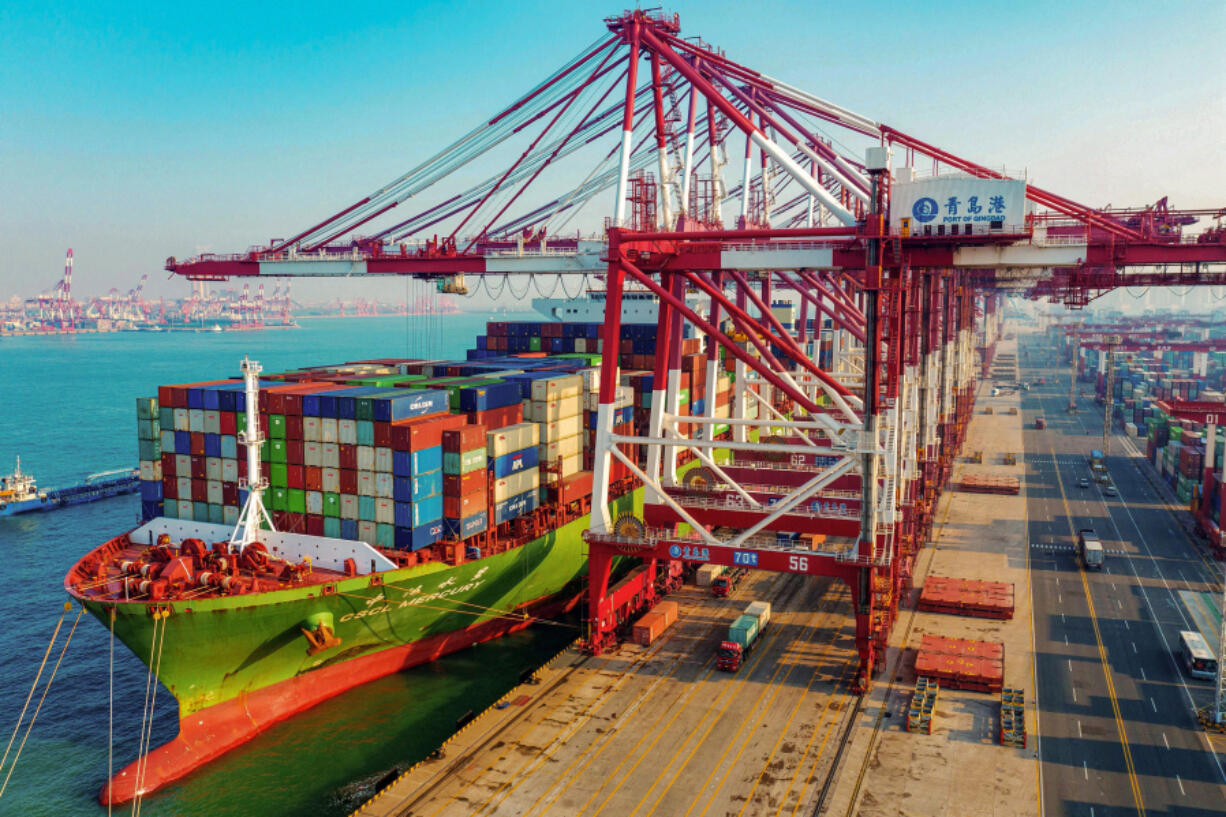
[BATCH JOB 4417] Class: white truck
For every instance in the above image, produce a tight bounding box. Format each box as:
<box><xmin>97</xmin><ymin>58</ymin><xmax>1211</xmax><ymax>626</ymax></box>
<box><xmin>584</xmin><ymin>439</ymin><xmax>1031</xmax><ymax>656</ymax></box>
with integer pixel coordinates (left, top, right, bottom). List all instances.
<box><xmin>1078</xmin><ymin>528</ymin><xmax>1105</xmax><ymax>570</ymax></box>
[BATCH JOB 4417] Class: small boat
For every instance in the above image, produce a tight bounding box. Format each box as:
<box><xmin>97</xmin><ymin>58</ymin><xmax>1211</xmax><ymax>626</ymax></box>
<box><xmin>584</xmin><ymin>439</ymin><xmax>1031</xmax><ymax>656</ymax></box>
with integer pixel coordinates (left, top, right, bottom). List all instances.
<box><xmin>0</xmin><ymin>457</ymin><xmax>139</xmax><ymax>517</ymax></box>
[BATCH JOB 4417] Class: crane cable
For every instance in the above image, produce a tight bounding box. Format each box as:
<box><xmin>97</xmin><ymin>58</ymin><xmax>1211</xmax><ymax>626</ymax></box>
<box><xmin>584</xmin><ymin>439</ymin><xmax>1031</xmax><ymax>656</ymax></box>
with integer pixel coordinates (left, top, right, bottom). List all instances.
<box><xmin>0</xmin><ymin>602</ymin><xmax>84</xmax><ymax>800</ymax></box>
<box><xmin>130</xmin><ymin>609</ymin><xmax>170</xmax><ymax>817</ymax></box>
<box><xmin>108</xmin><ymin>606</ymin><xmax>115</xmax><ymax>817</ymax></box>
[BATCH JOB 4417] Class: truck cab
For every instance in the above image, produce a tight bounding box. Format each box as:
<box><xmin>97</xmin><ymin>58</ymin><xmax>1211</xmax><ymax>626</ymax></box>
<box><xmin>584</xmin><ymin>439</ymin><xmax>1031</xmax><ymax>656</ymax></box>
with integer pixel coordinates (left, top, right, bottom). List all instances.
<box><xmin>712</xmin><ymin>567</ymin><xmax>746</xmax><ymax>598</ymax></box>
<box><xmin>1077</xmin><ymin>528</ymin><xmax>1105</xmax><ymax>570</ymax></box>
<box><xmin>716</xmin><ymin>640</ymin><xmax>744</xmax><ymax>671</ymax></box>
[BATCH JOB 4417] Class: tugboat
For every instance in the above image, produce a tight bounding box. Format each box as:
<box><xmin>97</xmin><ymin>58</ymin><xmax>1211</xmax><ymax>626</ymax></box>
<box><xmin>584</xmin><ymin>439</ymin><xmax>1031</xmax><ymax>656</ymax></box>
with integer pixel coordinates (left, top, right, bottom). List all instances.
<box><xmin>0</xmin><ymin>457</ymin><xmax>139</xmax><ymax>517</ymax></box>
<box><xmin>0</xmin><ymin>457</ymin><xmax>52</xmax><ymax>515</ymax></box>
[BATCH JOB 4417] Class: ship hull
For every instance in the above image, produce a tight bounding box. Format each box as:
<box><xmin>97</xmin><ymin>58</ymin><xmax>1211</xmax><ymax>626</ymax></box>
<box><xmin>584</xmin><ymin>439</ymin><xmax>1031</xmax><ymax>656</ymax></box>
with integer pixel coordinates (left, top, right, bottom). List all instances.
<box><xmin>82</xmin><ymin>491</ymin><xmax>639</xmax><ymax>804</ymax></box>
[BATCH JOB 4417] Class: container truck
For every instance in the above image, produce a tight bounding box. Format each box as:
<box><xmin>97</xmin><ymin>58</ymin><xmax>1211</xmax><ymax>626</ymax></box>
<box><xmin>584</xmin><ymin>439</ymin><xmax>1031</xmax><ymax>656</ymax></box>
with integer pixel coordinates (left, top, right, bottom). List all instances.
<box><xmin>716</xmin><ymin>601</ymin><xmax>771</xmax><ymax>671</ymax></box>
<box><xmin>1077</xmin><ymin>528</ymin><xmax>1105</xmax><ymax>570</ymax></box>
<box><xmin>712</xmin><ymin>566</ymin><xmax>747</xmax><ymax>597</ymax></box>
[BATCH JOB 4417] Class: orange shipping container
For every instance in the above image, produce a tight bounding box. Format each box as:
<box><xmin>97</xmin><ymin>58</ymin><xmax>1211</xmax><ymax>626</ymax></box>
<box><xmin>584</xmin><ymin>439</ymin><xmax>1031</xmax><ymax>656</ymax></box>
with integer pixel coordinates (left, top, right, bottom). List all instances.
<box><xmin>654</xmin><ymin>600</ymin><xmax>679</xmax><ymax>628</ymax></box>
<box><xmin>632</xmin><ymin>611</ymin><xmax>666</xmax><ymax>646</ymax></box>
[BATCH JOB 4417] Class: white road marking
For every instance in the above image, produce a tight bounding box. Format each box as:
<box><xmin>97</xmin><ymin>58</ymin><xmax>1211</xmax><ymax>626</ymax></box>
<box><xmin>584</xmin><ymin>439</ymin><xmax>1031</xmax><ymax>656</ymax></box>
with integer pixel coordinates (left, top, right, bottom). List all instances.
<box><xmin>1077</xmin><ymin>719</ymin><xmax>1083</xmax><ymax>737</ymax></box>
<box><xmin>1132</xmin><ymin>642</ymin><xmax>1137</xmax><ymax>653</ymax></box>
<box><xmin>1117</xmin><ymin>598</ymin><xmax>1123</xmax><ymax>609</ymax></box>
<box><xmin>1151</xmin><ymin>697</ymin><xmax>1158</xmax><ymax>713</ymax></box>
<box><xmin>1177</xmin><ymin>774</ymin><xmax>1186</xmax><ymax>795</ymax></box>
<box><xmin>1083</xmin><ymin>760</ymin><xmax>1089</xmax><ymax>780</ymax></box>
<box><xmin>1141</xmin><ymin>667</ymin><xmax>1147</xmax><ymax>681</ymax></box>
<box><xmin>1163</xmin><ymin>732</ymin><xmax>1171</xmax><ymax>750</ymax></box>
<box><xmin>1058</xmin><ymin>593</ymin><xmax>1063</xmax><ymax>604</ymax></box>
<box><xmin>1068</xmin><ymin>659</ymin><xmax>1073</xmax><ymax>673</ymax></box>
<box><xmin>1072</xmin><ymin>686</ymin><xmax>1078</xmax><ymax>702</ymax></box>
<box><xmin>1062</xmin><ymin>612</ymin><xmax>1066</xmax><ymax>623</ymax></box>
<box><xmin>1064</xmin><ymin>635</ymin><xmax>1069</xmax><ymax>645</ymax></box>
<box><xmin>1124</xmin><ymin>619</ymin><xmax>1129</xmax><ymax>631</ymax></box>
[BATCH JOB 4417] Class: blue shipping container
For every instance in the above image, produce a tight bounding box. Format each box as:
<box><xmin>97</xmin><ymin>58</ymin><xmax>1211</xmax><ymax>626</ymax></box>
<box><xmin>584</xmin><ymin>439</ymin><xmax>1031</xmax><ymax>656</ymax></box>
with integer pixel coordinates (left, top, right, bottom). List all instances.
<box><xmin>394</xmin><ymin>520</ymin><xmax>445</xmax><ymax>551</ymax></box>
<box><xmin>490</xmin><ymin>446</ymin><xmax>539</xmax><ymax>478</ymax></box>
<box><xmin>341</xmin><ymin>519</ymin><xmax>359</xmax><ymax>540</ymax></box>
<box><xmin>392</xmin><ymin>446</ymin><xmax>444</xmax><ymax>477</ymax></box>
<box><xmin>392</xmin><ymin>470</ymin><xmax>444</xmax><ymax>502</ymax></box>
<box><xmin>139</xmin><ymin>481</ymin><xmax>162</xmax><ymax>502</ymax></box>
<box><xmin>444</xmin><ymin>511</ymin><xmax>488</xmax><ymax>540</ymax></box>
<box><xmin>458</xmin><ymin>381</ymin><xmax>522</xmax><ymax>413</ymax></box>
<box><xmin>493</xmin><ymin>489</ymin><xmax>539</xmax><ymax>525</ymax></box>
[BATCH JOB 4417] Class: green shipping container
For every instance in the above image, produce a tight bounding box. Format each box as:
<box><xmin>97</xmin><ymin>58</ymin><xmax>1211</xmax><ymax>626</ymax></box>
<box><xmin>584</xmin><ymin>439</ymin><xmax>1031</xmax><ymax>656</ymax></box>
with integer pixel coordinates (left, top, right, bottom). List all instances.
<box><xmin>208</xmin><ymin>504</ymin><xmax>224</xmax><ymax>524</ymax></box>
<box><xmin>357</xmin><ymin>420</ymin><xmax>375</xmax><ymax>446</ymax></box>
<box><xmin>138</xmin><ymin>438</ymin><xmax>161</xmax><ymax>461</ymax></box>
<box><xmin>269</xmin><ymin>488</ymin><xmax>288</xmax><ymax>512</ymax></box>
<box><xmin>288</xmin><ymin>489</ymin><xmax>306</xmax><ymax>514</ymax></box>
<box><xmin>135</xmin><ymin>397</ymin><xmax>158</xmax><ymax>420</ymax></box>
<box><xmin>359</xmin><ymin>495</ymin><xmax>376</xmax><ymax>521</ymax></box>
<box><xmin>269</xmin><ymin>440</ymin><xmax>288</xmax><ymax>464</ymax></box>
<box><xmin>236</xmin><ymin>412</ymin><xmax>248</xmax><ymax>435</ymax></box>
<box><xmin>269</xmin><ymin>414</ymin><xmax>286</xmax><ymax>439</ymax></box>
<box><xmin>137</xmin><ymin>418</ymin><xmax>160</xmax><ymax>441</ymax></box>
<box><xmin>376</xmin><ymin>523</ymin><xmax>395</xmax><ymax>548</ymax></box>
<box><xmin>159</xmin><ymin>406</ymin><xmax>175</xmax><ymax>430</ymax></box>
<box><xmin>443</xmin><ymin>449</ymin><xmax>485</xmax><ymax>475</ymax></box>
<box><xmin>323</xmin><ymin>516</ymin><xmax>342</xmax><ymax>538</ymax></box>
<box><xmin>269</xmin><ymin>463</ymin><xmax>288</xmax><ymax>488</ymax></box>
<box><xmin>192</xmin><ymin>501</ymin><xmax>208</xmax><ymax>521</ymax></box>
<box><xmin>529</xmin><ymin>337</ymin><xmax>542</xmax><ymax>352</ymax></box>
<box><xmin>162</xmin><ymin>499</ymin><xmax>177</xmax><ymax>518</ymax></box>
<box><xmin>323</xmin><ymin>492</ymin><xmax>341</xmax><ymax>518</ymax></box>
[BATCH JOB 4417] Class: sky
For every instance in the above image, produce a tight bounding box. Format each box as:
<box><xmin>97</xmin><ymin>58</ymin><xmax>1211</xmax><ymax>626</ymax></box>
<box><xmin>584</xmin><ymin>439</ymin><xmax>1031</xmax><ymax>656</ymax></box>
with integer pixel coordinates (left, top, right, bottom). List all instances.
<box><xmin>1</xmin><ymin>0</ymin><xmax>1223</xmax><ymax>304</ymax></box>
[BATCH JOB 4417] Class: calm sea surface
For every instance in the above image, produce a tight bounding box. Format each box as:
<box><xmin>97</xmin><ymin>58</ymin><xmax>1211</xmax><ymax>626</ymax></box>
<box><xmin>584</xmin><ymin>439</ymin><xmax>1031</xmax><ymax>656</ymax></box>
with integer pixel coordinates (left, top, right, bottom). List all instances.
<box><xmin>0</xmin><ymin>314</ymin><xmax>575</xmax><ymax>816</ymax></box>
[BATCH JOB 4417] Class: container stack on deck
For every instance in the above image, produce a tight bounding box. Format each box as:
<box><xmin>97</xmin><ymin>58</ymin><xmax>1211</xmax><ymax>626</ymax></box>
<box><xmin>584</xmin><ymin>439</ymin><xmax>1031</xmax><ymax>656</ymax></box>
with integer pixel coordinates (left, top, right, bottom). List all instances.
<box><xmin>131</xmin><ymin>319</ymin><xmax>752</xmax><ymax>565</ymax></box>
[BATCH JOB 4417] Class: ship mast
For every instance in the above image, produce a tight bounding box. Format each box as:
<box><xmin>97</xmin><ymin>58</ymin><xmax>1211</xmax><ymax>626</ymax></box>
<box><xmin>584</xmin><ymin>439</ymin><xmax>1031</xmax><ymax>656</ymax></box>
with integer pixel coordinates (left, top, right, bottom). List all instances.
<box><xmin>229</xmin><ymin>356</ymin><xmax>275</xmax><ymax>551</ymax></box>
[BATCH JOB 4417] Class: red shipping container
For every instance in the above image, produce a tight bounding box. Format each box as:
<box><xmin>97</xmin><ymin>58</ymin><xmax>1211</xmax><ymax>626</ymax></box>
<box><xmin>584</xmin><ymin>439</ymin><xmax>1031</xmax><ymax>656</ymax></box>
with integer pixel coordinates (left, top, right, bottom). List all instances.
<box><xmin>161</xmin><ymin>453</ymin><xmax>176</xmax><ymax>477</ymax></box>
<box><xmin>443</xmin><ymin>471</ymin><xmax>485</xmax><ymax>496</ymax></box>
<box><xmin>222</xmin><ymin>483</ymin><xmax>239</xmax><ymax>505</ymax></box>
<box><xmin>442</xmin><ymin>424</ymin><xmax>487</xmax><ymax>453</ymax></box>
<box><xmin>339</xmin><ymin>469</ymin><xmax>358</xmax><ymax>495</ymax></box>
<box><xmin>281</xmin><ymin>512</ymin><xmax>306</xmax><ymax>532</ymax></box>
<box><xmin>191</xmin><ymin>480</ymin><xmax>207</xmax><ymax>502</ymax></box>
<box><xmin>258</xmin><ymin>414</ymin><xmax>270</xmax><ymax>437</ymax></box>
<box><xmin>373</xmin><ymin>422</ymin><xmax>392</xmax><ymax>448</ymax></box>
<box><xmin>443</xmin><ymin>492</ymin><xmax>485</xmax><ymax>519</ymax></box>
<box><xmin>306</xmin><ymin>515</ymin><xmax>325</xmax><ymax>536</ymax></box>
<box><xmin>285</xmin><ymin>415</ymin><xmax>304</xmax><ymax>440</ymax></box>
<box><xmin>286</xmin><ymin>439</ymin><xmax>304</xmax><ymax>465</ymax></box>
<box><xmin>161</xmin><ymin>476</ymin><xmax>177</xmax><ymax>500</ymax></box>
<box><xmin>338</xmin><ymin>444</ymin><xmax>358</xmax><ymax>471</ymax></box>
<box><xmin>466</xmin><ymin>403</ymin><xmax>522</xmax><ymax>430</ymax></box>
<box><xmin>305</xmin><ymin>466</ymin><xmax>323</xmax><ymax>491</ymax></box>
<box><xmin>189</xmin><ymin>432</ymin><xmax>206</xmax><ymax>456</ymax></box>
<box><xmin>190</xmin><ymin>456</ymin><xmax>207</xmax><ymax>480</ymax></box>
<box><xmin>158</xmin><ymin>379</ymin><xmax>234</xmax><ymax>410</ymax></box>
<box><xmin>557</xmin><ymin>471</ymin><xmax>594</xmax><ymax>505</ymax></box>
<box><xmin>632</xmin><ymin>611</ymin><xmax>665</xmax><ymax>645</ymax></box>
<box><xmin>219</xmin><ymin>411</ymin><xmax>236</xmax><ymax>435</ymax></box>
<box><xmin>390</xmin><ymin>413</ymin><xmax>466</xmax><ymax>451</ymax></box>
<box><xmin>286</xmin><ymin>464</ymin><xmax>305</xmax><ymax>490</ymax></box>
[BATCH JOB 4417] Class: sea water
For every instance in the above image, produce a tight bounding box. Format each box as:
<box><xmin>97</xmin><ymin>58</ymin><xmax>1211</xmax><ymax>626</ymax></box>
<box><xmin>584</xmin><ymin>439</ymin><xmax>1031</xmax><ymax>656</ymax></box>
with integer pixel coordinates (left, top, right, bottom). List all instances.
<box><xmin>0</xmin><ymin>314</ymin><xmax>575</xmax><ymax>816</ymax></box>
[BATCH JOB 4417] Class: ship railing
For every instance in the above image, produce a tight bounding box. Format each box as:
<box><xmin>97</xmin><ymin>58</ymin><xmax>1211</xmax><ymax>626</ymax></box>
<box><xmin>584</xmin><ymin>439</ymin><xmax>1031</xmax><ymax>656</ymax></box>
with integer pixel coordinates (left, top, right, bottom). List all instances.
<box><xmin>652</xmin><ymin>494</ymin><xmax>860</xmax><ymax>520</ymax></box>
<box><xmin>586</xmin><ymin>528</ymin><xmax>858</xmax><ymax>558</ymax></box>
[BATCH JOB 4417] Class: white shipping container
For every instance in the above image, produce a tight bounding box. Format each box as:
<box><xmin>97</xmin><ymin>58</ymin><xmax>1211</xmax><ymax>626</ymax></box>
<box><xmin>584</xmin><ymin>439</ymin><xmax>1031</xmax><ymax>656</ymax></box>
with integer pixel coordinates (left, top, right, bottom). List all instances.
<box><xmin>375</xmin><ymin>498</ymin><xmax>395</xmax><ymax>524</ymax></box>
<box><xmin>357</xmin><ymin>471</ymin><xmax>376</xmax><ymax>497</ymax></box>
<box><xmin>176</xmin><ymin>499</ymin><xmax>194</xmax><ymax>519</ymax></box>
<box><xmin>139</xmin><ymin>460</ymin><xmax>163</xmax><ymax>482</ymax></box>
<box><xmin>188</xmin><ymin>409</ymin><xmax>205</xmax><ymax>433</ymax></box>
<box><xmin>340</xmin><ymin>494</ymin><xmax>359</xmax><ymax>520</ymax></box>
<box><xmin>203</xmin><ymin>410</ymin><xmax>221</xmax><ymax>435</ymax></box>
<box><xmin>540</xmin><ymin>453</ymin><xmax>582</xmax><ymax>483</ymax></box>
<box><xmin>580</xmin><ymin>367</ymin><xmax>607</xmax><ymax>392</ymax></box>
<box><xmin>530</xmin><ymin>374</ymin><xmax>582</xmax><ymax>402</ymax></box>
<box><xmin>488</xmin><ymin>422</ymin><xmax>540</xmax><ymax>457</ymax></box>
<box><xmin>304</xmin><ymin>442</ymin><xmax>323</xmax><ymax>468</ymax></box>
<box><xmin>375</xmin><ymin>472</ymin><xmax>394</xmax><ymax>499</ymax></box>
<box><xmin>375</xmin><ymin>447</ymin><xmax>393</xmax><ymax>473</ymax></box>
<box><xmin>205</xmin><ymin>457</ymin><xmax>222</xmax><ymax>482</ymax></box>
<box><xmin>358</xmin><ymin>521</ymin><xmax>378</xmax><ymax>547</ymax></box>
<box><xmin>221</xmin><ymin>458</ymin><xmax>238</xmax><ymax>483</ymax></box>
<box><xmin>492</xmin><ymin>467</ymin><xmax>540</xmax><ymax>502</ymax></box>
<box><xmin>539</xmin><ymin>433</ymin><xmax>583</xmax><ymax>463</ymax></box>
<box><xmin>175</xmin><ymin>454</ymin><xmax>191</xmax><ymax>475</ymax></box>
<box><xmin>357</xmin><ymin>445</ymin><xmax>375</xmax><ymax>471</ymax></box>
<box><xmin>303</xmin><ymin>417</ymin><xmax>321</xmax><ymax>443</ymax></box>
<box><xmin>176</xmin><ymin>477</ymin><xmax>192</xmax><ymax>500</ymax></box>
<box><xmin>744</xmin><ymin>601</ymin><xmax>771</xmax><ymax>628</ymax></box>
<box><xmin>207</xmin><ymin>480</ymin><xmax>224</xmax><ymax>505</ymax></box>
<box><xmin>322</xmin><ymin>467</ymin><xmax>341</xmax><ymax>493</ymax></box>
<box><xmin>538</xmin><ymin>415</ymin><xmax>582</xmax><ymax>444</ymax></box>
<box><xmin>338</xmin><ymin>419</ymin><xmax>358</xmax><ymax>445</ymax></box>
<box><xmin>222</xmin><ymin>505</ymin><xmax>239</xmax><ymax>525</ymax></box>
<box><xmin>527</xmin><ymin>397</ymin><xmax>581</xmax><ymax>423</ymax></box>
<box><xmin>321</xmin><ymin>418</ymin><xmax>339</xmax><ymax>443</ymax></box>
<box><xmin>696</xmin><ymin>564</ymin><xmax>725</xmax><ymax>587</ymax></box>
<box><xmin>173</xmin><ymin>408</ymin><xmax>189</xmax><ymax>431</ymax></box>
<box><xmin>322</xmin><ymin>443</ymin><xmax>340</xmax><ymax>469</ymax></box>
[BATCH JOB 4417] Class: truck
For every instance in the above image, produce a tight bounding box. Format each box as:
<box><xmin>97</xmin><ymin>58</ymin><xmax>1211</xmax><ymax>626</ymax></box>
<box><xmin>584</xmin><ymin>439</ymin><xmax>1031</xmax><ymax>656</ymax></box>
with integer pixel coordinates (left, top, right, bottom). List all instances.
<box><xmin>716</xmin><ymin>601</ymin><xmax>771</xmax><ymax>671</ymax></box>
<box><xmin>1034</xmin><ymin>417</ymin><xmax>1046</xmax><ymax>430</ymax></box>
<box><xmin>712</xmin><ymin>566</ymin><xmax>747</xmax><ymax>598</ymax></box>
<box><xmin>1078</xmin><ymin>528</ymin><xmax>1105</xmax><ymax>570</ymax></box>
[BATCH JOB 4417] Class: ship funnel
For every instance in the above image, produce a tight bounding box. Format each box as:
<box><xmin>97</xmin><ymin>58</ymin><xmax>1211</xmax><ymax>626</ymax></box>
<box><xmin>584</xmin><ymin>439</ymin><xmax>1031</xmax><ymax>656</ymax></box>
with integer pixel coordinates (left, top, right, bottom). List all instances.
<box><xmin>229</xmin><ymin>355</ymin><xmax>276</xmax><ymax>551</ymax></box>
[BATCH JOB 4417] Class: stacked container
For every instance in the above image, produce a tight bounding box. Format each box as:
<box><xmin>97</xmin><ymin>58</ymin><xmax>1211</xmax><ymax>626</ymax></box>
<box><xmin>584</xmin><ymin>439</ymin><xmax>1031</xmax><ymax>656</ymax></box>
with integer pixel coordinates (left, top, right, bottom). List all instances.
<box><xmin>442</xmin><ymin>424</ymin><xmax>488</xmax><ymax>540</ymax></box>
<box><xmin>136</xmin><ymin>397</ymin><xmax>163</xmax><ymax>521</ymax></box>
<box><xmin>487</xmin><ymin>422</ymin><xmax>540</xmax><ymax>523</ymax></box>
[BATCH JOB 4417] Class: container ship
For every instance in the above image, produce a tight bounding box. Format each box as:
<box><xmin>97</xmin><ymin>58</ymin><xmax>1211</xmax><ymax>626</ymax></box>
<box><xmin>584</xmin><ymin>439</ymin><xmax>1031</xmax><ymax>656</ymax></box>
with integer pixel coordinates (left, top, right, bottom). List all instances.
<box><xmin>65</xmin><ymin>317</ymin><xmax>732</xmax><ymax>805</ymax></box>
<box><xmin>0</xmin><ymin>458</ymin><xmax>138</xmax><ymax>517</ymax></box>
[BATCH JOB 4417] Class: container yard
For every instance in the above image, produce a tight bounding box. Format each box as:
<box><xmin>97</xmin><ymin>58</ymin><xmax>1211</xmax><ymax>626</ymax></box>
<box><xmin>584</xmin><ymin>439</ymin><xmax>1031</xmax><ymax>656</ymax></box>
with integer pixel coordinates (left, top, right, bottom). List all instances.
<box><xmin>3</xmin><ymin>7</ymin><xmax>1225</xmax><ymax>817</ymax></box>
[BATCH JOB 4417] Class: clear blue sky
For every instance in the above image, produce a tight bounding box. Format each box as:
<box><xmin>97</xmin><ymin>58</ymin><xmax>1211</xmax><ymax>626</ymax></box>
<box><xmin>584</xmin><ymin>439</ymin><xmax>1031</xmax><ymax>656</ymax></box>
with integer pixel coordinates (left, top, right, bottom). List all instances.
<box><xmin>2</xmin><ymin>0</ymin><xmax>1222</xmax><ymax>301</ymax></box>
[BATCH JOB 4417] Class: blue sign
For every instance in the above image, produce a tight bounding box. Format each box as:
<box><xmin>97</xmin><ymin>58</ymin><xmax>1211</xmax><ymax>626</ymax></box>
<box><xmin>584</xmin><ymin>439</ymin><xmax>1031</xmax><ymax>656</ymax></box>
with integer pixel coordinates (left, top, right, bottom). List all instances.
<box><xmin>668</xmin><ymin>544</ymin><xmax>710</xmax><ymax>562</ymax></box>
<box><xmin>733</xmin><ymin>551</ymin><xmax>759</xmax><ymax>567</ymax></box>
<box><xmin>912</xmin><ymin>197</ymin><xmax>938</xmax><ymax>223</ymax></box>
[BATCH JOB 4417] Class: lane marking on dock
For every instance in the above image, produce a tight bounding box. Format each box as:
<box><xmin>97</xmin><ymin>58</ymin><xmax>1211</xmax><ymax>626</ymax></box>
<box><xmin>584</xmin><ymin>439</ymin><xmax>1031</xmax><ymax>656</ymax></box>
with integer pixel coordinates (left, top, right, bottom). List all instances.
<box><xmin>1131</xmin><ymin>642</ymin><xmax>1137</xmax><ymax>653</ymax></box>
<box><xmin>1163</xmin><ymin>732</ymin><xmax>1170</xmax><ymax>751</ymax></box>
<box><xmin>1140</xmin><ymin>667</ymin><xmax>1146</xmax><ymax>681</ymax></box>
<box><xmin>632</xmin><ymin>591</ymin><xmax>843</xmax><ymax>817</ymax></box>
<box><xmin>1051</xmin><ymin>444</ymin><xmax>1147</xmax><ymax>817</ymax></box>
<box><xmin>780</xmin><ymin>663</ymin><xmax>858</xmax><ymax>817</ymax></box>
<box><xmin>1078</xmin><ymin>720</ymin><xmax>1083</xmax><ymax>738</ymax></box>
<box><xmin>1176</xmin><ymin>775</ymin><xmax>1186</xmax><ymax>796</ymax></box>
<box><xmin>1084</xmin><ymin>760</ymin><xmax>1089</xmax><ymax>780</ymax></box>
<box><xmin>1150</xmin><ymin>697</ymin><xmax>1157</xmax><ymax>713</ymax></box>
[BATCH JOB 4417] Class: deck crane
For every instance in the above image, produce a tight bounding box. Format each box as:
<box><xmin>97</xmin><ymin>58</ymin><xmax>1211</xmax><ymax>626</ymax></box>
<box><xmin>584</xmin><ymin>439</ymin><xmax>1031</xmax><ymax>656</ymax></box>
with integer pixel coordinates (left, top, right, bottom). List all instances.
<box><xmin>155</xmin><ymin>9</ymin><xmax>1226</xmax><ymax>690</ymax></box>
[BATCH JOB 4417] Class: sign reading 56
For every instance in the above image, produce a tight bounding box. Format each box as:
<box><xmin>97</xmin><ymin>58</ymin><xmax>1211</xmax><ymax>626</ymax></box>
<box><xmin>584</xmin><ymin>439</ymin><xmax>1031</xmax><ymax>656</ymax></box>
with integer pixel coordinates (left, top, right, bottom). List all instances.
<box><xmin>788</xmin><ymin>555</ymin><xmax>809</xmax><ymax>573</ymax></box>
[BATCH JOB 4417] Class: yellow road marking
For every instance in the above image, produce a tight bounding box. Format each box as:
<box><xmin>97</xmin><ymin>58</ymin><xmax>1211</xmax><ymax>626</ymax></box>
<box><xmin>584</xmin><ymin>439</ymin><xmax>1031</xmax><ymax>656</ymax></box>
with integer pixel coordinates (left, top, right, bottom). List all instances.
<box><xmin>1051</xmin><ymin>444</ymin><xmax>1146</xmax><ymax>816</ymax></box>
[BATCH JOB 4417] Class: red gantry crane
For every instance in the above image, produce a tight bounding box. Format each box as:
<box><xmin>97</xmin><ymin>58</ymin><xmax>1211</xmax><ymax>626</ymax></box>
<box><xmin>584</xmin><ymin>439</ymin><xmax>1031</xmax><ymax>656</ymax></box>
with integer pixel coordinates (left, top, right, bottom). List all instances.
<box><xmin>160</xmin><ymin>10</ymin><xmax>1226</xmax><ymax>691</ymax></box>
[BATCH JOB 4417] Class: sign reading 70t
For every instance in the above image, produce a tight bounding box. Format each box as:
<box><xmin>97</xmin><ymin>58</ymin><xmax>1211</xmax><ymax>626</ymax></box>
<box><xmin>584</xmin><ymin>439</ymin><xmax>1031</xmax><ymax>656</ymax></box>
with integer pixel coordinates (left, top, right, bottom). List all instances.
<box><xmin>732</xmin><ymin>551</ymin><xmax>758</xmax><ymax>566</ymax></box>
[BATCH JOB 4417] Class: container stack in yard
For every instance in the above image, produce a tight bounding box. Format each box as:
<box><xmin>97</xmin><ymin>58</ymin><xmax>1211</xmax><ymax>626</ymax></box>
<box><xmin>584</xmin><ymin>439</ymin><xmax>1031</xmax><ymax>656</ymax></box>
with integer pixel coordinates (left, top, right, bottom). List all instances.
<box><xmin>135</xmin><ymin>320</ymin><xmax>750</xmax><ymax>564</ymax></box>
<box><xmin>914</xmin><ymin>634</ymin><xmax>1004</xmax><ymax>693</ymax></box>
<box><xmin>632</xmin><ymin>600</ymin><xmax>679</xmax><ymax>646</ymax></box>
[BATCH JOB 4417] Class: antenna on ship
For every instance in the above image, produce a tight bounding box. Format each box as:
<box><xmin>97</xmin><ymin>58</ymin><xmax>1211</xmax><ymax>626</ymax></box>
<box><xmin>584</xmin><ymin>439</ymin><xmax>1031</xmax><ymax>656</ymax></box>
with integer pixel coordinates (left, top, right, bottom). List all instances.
<box><xmin>230</xmin><ymin>356</ymin><xmax>275</xmax><ymax>551</ymax></box>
